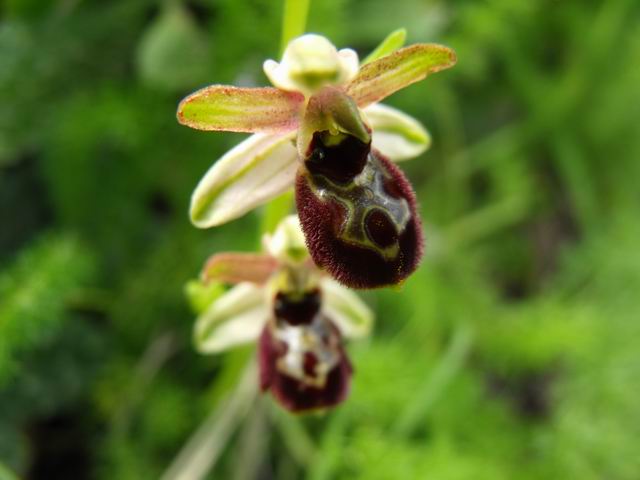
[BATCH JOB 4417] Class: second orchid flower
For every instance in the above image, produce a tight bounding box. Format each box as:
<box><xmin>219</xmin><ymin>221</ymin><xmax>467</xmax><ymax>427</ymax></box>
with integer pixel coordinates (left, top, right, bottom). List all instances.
<box><xmin>192</xmin><ymin>216</ymin><xmax>373</xmax><ymax>412</ymax></box>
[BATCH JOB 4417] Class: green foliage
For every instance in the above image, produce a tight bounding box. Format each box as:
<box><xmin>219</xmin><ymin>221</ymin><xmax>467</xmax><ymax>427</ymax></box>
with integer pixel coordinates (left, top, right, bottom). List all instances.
<box><xmin>361</xmin><ymin>28</ymin><xmax>407</xmax><ymax>65</ymax></box>
<box><xmin>136</xmin><ymin>2</ymin><xmax>212</xmax><ymax>92</ymax></box>
<box><xmin>0</xmin><ymin>234</ymin><xmax>94</xmax><ymax>384</ymax></box>
<box><xmin>1</xmin><ymin>0</ymin><xmax>640</xmax><ymax>479</ymax></box>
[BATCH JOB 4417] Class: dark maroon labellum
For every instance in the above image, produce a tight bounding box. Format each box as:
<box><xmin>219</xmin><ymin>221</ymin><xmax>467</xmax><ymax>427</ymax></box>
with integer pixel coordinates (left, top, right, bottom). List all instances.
<box><xmin>259</xmin><ymin>289</ymin><xmax>352</xmax><ymax>412</ymax></box>
<box><xmin>296</xmin><ymin>132</ymin><xmax>423</xmax><ymax>289</ymax></box>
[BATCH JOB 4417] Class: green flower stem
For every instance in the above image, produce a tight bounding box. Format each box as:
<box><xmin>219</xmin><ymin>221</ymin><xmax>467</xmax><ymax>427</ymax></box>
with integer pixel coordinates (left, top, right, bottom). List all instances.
<box><xmin>270</xmin><ymin>402</ymin><xmax>317</xmax><ymax>466</ymax></box>
<box><xmin>257</xmin><ymin>0</ymin><xmax>310</xmax><ymax>237</ymax></box>
<box><xmin>281</xmin><ymin>0</ymin><xmax>311</xmax><ymax>54</ymax></box>
<box><xmin>442</xmin><ymin>196</ymin><xmax>530</xmax><ymax>252</ymax></box>
<box><xmin>233</xmin><ymin>399</ymin><xmax>269</xmax><ymax>480</ymax></box>
<box><xmin>161</xmin><ymin>361</ymin><xmax>258</xmax><ymax>480</ymax></box>
<box><xmin>307</xmin><ymin>410</ymin><xmax>348</xmax><ymax>480</ymax></box>
<box><xmin>112</xmin><ymin>332</ymin><xmax>178</xmax><ymax>437</ymax></box>
<box><xmin>260</xmin><ymin>189</ymin><xmax>294</xmax><ymax>238</ymax></box>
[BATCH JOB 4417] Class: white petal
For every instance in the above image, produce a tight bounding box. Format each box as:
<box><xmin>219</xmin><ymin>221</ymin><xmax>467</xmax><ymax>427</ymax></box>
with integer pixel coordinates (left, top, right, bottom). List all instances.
<box><xmin>337</xmin><ymin>48</ymin><xmax>359</xmax><ymax>83</ymax></box>
<box><xmin>364</xmin><ymin>103</ymin><xmax>431</xmax><ymax>161</ymax></box>
<box><xmin>321</xmin><ymin>278</ymin><xmax>374</xmax><ymax>339</ymax></box>
<box><xmin>190</xmin><ymin>132</ymin><xmax>298</xmax><ymax>228</ymax></box>
<box><xmin>264</xmin><ymin>34</ymin><xmax>360</xmax><ymax>95</ymax></box>
<box><xmin>194</xmin><ymin>283</ymin><xmax>269</xmax><ymax>353</ymax></box>
<box><xmin>263</xmin><ymin>59</ymin><xmax>298</xmax><ymax>92</ymax></box>
<box><xmin>263</xmin><ymin>215</ymin><xmax>308</xmax><ymax>264</ymax></box>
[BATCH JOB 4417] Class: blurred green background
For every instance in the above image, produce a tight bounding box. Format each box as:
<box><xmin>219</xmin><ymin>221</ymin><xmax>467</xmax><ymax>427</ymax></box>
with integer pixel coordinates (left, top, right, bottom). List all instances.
<box><xmin>1</xmin><ymin>0</ymin><xmax>640</xmax><ymax>478</ymax></box>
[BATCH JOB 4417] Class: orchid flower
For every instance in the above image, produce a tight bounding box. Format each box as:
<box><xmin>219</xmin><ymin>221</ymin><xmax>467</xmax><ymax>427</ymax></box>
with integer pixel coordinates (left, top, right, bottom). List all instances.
<box><xmin>193</xmin><ymin>216</ymin><xmax>373</xmax><ymax>412</ymax></box>
<box><xmin>178</xmin><ymin>33</ymin><xmax>456</xmax><ymax>288</ymax></box>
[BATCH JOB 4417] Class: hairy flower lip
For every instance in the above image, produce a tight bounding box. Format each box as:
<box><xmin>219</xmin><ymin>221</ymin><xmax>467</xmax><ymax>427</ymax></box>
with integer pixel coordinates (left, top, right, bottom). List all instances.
<box><xmin>259</xmin><ymin>321</ymin><xmax>352</xmax><ymax>413</ymax></box>
<box><xmin>296</xmin><ymin>146</ymin><xmax>424</xmax><ymax>289</ymax></box>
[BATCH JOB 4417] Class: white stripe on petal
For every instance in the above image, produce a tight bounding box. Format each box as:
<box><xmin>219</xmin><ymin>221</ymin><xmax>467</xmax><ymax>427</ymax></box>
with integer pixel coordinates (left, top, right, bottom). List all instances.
<box><xmin>321</xmin><ymin>278</ymin><xmax>374</xmax><ymax>339</ymax></box>
<box><xmin>194</xmin><ymin>282</ymin><xmax>269</xmax><ymax>353</ymax></box>
<box><xmin>364</xmin><ymin>103</ymin><xmax>431</xmax><ymax>161</ymax></box>
<box><xmin>190</xmin><ymin>132</ymin><xmax>298</xmax><ymax>228</ymax></box>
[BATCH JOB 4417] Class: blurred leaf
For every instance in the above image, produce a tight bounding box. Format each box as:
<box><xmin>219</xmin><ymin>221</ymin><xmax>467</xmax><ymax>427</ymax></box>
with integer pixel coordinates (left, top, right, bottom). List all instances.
<box><xmin>0</xmin><ymin>462</ymin><xmax>19</xmax><ymax>480</ymax></box>
<box><xmin>136</xmin><ymin>3</ymin><xmax>211</xmax><ymax>92</ymax></box>
<box><xmin>361</xmin><ymin>27</ymin><xmax>406</xmax><ymax>65</ymax></box>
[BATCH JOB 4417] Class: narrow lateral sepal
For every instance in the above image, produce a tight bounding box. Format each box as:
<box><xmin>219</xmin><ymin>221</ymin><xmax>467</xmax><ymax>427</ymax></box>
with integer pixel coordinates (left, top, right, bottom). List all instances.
<box><xmin>346</xmin><ymin>44</ymin><xmax>457</xmax><ymax>107</ymax></box>
<box><xmin>177</xmin><ymin>86</ymin><xmax>304</xmax><ymax>133</ymax></box>
<box><xmin>201</xmin><ymin>253</ymin><xmax>278</xmax><ymax>285</ymax></box>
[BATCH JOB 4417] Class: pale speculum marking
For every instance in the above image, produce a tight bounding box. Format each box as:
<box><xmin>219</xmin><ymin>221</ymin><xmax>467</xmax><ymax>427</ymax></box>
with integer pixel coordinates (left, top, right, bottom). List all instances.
<box><xmin>307</xmin><ymin>150</ymin><xmax>411</xmax><ymax>260</ymax></box>
<box><xmin>271</xmin><ymin>290</ymin><xmax>341</xmax><ymax>388</ymax></box>
<box><xmin>272</xmin><ymin>314</ymin><xmax>341</xmax><ymax>388</ymax></box>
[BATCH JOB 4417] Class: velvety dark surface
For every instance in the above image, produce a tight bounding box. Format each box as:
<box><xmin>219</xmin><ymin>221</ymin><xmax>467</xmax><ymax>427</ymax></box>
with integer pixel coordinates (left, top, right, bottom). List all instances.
<box><xmin>297</xmin><ymin>148</ymin><xmax>423</xmax><ymax>288</ymax></box>
<box><xmin>258</xmin><ymin>324</ymin><xmax>352</xmax><ymax>413</ymax></box>
<box><xmin>273</xmin><ymin>289</ymin><xmax>321</xmax><ymax>326</ymax></box>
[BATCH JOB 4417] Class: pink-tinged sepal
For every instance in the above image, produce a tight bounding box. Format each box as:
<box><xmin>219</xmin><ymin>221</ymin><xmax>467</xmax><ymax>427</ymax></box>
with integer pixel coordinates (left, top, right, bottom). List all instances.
<box><xmin>258</xmin><ymin>290</ymin><xmax>352</xmax><ymax>412</ymax></box>
<box><xmin>346</xmin><ymin>43</ymin><xmax>457</xmax><ymax>108</ymax></box>
<box><xmin>177</xmin><ymin>86</ymin><xmax>304</xmax><ymax>133</ymax></box>
<box><xmin>296</xmin><ymin>135</ymin><xmax>423</xmax><ymax>289</ymax></box>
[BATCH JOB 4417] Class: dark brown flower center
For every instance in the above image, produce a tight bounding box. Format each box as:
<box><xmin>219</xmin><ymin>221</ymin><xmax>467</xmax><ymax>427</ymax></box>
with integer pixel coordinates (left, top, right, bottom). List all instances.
<box><xmin>305</xmin><ymin>131</ymin><xmax>369</xmax><ymax>183</ymax></box>
<box><xmin>273</xmin><ymin>288</ymin><xmax>321</xmax><ymax>326</ymax></box>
